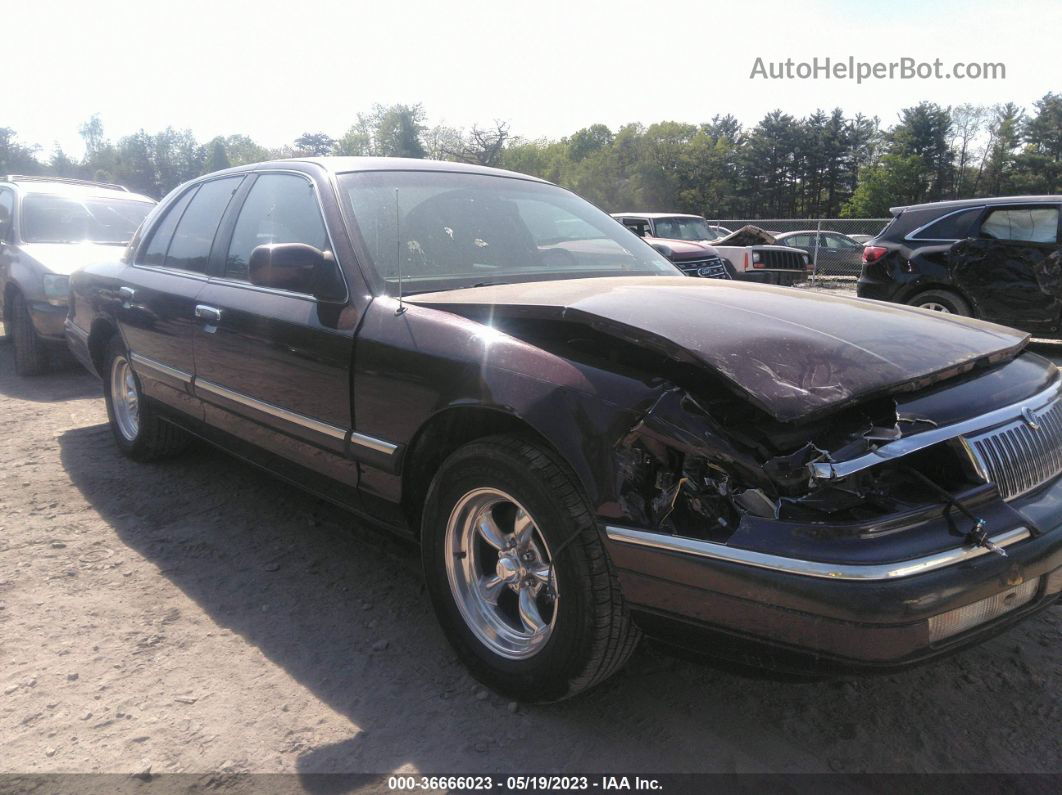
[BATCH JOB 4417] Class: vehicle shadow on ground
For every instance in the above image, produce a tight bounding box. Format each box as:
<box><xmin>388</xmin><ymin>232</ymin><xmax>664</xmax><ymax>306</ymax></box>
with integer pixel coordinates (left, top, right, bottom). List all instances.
<box><xmin>57</xmin><ymin>424</ymin><xmax>1061</xmax><ymax>779</ymax></box>
<box><xmin>0</xmin><ymin>343</ymin><xmax>98</xmax><ymax>402</ymax></box>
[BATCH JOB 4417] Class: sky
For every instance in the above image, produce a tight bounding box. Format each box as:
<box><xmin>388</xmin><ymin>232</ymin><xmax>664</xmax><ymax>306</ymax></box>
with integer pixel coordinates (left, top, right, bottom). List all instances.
<box><xmin>7</xmin><ymin>0</ymin><xmax>1061</xmax><ymax>158</ymax></box>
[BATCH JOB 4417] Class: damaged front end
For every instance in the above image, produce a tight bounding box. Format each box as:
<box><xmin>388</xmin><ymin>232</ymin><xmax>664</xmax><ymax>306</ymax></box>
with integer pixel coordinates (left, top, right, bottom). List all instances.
<box><xmin>614</xmin><ymin>348</ymin><xmax>1062</xmax><ymax>562</ymax></box>
<box><xmin>616</xmin><ymin>385</ymin><xmax>990</xmax><ymax>543</ymax></box>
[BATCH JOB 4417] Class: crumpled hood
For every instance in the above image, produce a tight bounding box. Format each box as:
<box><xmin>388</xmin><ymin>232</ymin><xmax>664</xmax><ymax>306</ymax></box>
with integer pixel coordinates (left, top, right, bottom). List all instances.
<box><xmin>18</xmin><ymin>243</ymin><xmax>126</xmax><ymax>276</ymax></box>
<box><xmin>408</xmin><ymin>276</ymin><xmax>1029</xmax><ymax>422</ymax></box>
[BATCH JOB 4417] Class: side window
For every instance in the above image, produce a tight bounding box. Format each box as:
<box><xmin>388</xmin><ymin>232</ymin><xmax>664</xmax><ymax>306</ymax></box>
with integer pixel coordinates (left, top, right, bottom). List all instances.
<box><xmin>979</xmin><ymin>207</ymin><xmax>1060</xmax><ymax>244</ymax></box>
<box><xmin>164</xmin><ymin>177</ymin><xmax>242</xmax><ymax>273</ymax></box>
<box><xmin>0</xmin><ymin>188</ymin><xmax>14</xmax><ymax>241</ymax></box>
<box><xmin>621</xmin><ymin>219</ymin><xmax>649</xmax><ymax>238</ymax></box>
<box><xmin>140</xmin><ymin>187</ymin><xmax>197</xmax><ymax>267</ymax></box>
<box><xmin>912</xmin><ymin>206</ymin><xmax>984</xmax><ymax>241</ymax></box>
<box><xmin>786</xmin><ymin>234</ymin><xmax>812</xmax><ymax>247</ymax></box>
<box><xmin>224</xmin><ymin>174</ymin><xmax>329</xmax><ymax>281</ymax></box>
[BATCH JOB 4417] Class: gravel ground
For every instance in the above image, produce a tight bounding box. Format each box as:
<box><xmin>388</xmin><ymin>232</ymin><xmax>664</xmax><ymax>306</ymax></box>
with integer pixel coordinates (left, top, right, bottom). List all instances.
<box><xmin>0</xmin><ymin>335</ymin><xmax>1059</xmax><ymax>779</ymax></box>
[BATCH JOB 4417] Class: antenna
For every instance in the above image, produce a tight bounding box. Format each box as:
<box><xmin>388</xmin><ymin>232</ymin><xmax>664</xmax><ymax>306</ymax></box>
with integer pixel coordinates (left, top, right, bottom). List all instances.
<box><xmin>395</xmin><ymin>187</ymin><xmax>406</xmax><ymax>315</ymax></box>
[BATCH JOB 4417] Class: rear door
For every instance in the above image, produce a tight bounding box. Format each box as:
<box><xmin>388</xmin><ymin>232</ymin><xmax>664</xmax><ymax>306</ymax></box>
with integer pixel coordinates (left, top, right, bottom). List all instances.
<box><xmin>120</xmin><ymin>176</ymin><xmax>244</xmax><ymax>416</ymax></box>
<box><xmin>191</xmin><ymin>171</ymin><xmax>360</xmax><ymax>487</ymax></box>
<box><xmin>950</xmin><ymin>204</ymin><xmax>1062</xmax><ymax>333</ymax></box>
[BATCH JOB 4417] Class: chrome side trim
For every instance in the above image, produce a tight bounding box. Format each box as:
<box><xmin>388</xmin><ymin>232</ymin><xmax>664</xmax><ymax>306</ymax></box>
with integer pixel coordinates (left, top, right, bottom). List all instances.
<box><xmin>129</xmin><ymin>353</ymin><xmax>192</xmax><ymax>385</ymax></box>
<box><xmin>810</xmin><ymin>375</ymin><xmax>1062</xmax><ymax>481</ymax></box>
<box><xmin>195</xmin><ymin>379</ymin><xmax>346</xmax><ymax>441</ymax></box>
<box><xmin>193</xmin><ymin>378</ymin><xmax>397</xmax><ymax>456</ymax></box>
<box><xmin>349</xmin><ymin>431</ymin><xmax>399</xmax><ymax>456</ymax></box>
<box><xmin>605</xmin><ymin>525</ymin><xmax>1031</xmax><ymax>581</ymax></box>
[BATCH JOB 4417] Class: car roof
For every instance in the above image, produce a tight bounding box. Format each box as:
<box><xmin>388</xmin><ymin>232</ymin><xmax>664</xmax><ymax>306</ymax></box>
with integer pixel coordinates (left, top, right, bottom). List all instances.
<box><xmin>1</xmin><ymin>176</ymin><xmax>154</xmax><ymax>204</ymax></box>
<box><xmin>890</xmin><ymin>195</ymin><xmax>1061</xmax><ymax>215</ymax></box>
<box><xmin>204</xmin><ymin>156</ymin><xmax>551</xmax><ymax>184</ymax></box>
<box><xmin>611</xmin><ymin>212</ymin><xmax>706</xmax><ymax>220</ymax></box>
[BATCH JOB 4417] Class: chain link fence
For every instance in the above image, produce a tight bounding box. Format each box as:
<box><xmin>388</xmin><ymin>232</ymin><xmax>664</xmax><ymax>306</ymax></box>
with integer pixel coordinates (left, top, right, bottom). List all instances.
<box><xmin>707</xmin><ymin>218</ymin><xmax>890</xmax><ymax>278</ymax></box>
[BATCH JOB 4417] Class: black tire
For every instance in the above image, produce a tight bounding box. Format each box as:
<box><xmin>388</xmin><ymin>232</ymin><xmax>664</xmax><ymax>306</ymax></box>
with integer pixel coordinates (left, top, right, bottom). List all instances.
<box><xmin>103</xmin><ymin>336</ymin><xmax>190</xmax><ymax>462</ymax></box>
<box><xmin>10</xmin><ymin>292</ymin><xmax>49</xmax><ymax>376</ymax></box>
<box><xmin>907</xmin><ymin>288</ymin><xmax>971</xmax><ymax>316</ymax></box>
<box><xmin>421</xmin><ymin>434</ymin><xmax>640</xmax><ymax>701</ymax></box>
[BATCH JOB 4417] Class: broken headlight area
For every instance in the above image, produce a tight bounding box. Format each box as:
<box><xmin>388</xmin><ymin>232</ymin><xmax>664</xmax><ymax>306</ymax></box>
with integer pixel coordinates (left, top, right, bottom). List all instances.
<box><xmin>617</xmin><ymin>387</ymin><xmax>986</xmax><ymax>541</ymax></box>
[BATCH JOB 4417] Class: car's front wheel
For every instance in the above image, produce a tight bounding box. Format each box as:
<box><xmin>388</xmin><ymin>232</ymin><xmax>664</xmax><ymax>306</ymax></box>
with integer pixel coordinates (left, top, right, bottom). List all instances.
<box><xmin>103</xmin><ymin>336</ymin><xmax>190</xmax><ymax>461</ymax></box>
<box><xmin>10</xmin><ymin>292</ymin><xmax>49</xmax><ymax>376</ymax></box>
<box><xmin>907</xmin><ymin>288</ymin><xmax>971</xmax><ymax>316</ymax></box>
<box><xmin>421</xmin><ymin>435</ymin><xmax>640</xmax><ymax>702</ymax></box>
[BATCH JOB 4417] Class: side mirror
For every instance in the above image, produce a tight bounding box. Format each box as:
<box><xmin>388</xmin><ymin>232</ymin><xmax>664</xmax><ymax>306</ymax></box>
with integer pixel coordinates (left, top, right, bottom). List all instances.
<box><xmin>248</xmin><ymin>243</ymin><xmax>345</xmax><ymax>302</ymax></box>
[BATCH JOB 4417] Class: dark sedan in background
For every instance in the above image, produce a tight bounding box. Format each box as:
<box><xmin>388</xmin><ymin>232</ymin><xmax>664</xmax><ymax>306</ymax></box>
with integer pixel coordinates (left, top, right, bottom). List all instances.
<box><xmin>773</xmin><ymin>229</ymin><xmax>865</xmax><ymax>274</ymax></box>
<box><xmin>66</xmin><ymin>158</ymin><xmax>1062</xmax><ymax>700</ymax></box>
<box><xmin>857</xmin><ymin>196</ymin><xmax>1062</xmax><ymax>335</ymax></box>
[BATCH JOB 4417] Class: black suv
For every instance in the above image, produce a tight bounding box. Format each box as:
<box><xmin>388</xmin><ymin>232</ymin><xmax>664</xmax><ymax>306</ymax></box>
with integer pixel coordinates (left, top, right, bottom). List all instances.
<box><xmin>857</xmin><ymin>196</ymin><xmax>1062</xmax><ymax>335</ymax></box>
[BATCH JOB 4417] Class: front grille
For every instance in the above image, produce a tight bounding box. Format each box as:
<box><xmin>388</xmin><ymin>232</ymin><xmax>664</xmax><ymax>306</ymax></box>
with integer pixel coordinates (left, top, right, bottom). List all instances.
<box><xmin>966</xmin><ymin>398</ymin><xmax>1062</xmax><ymax>500</ymax></box>
<box><xmin>758</xmin><ymin>249</ymin><xmax>806</xmax><ymax>271</ymax></box>
<box><xmin>682</xmin><ymin>258</ymin><xmax>731</xmax><ymax>279</ymax></box>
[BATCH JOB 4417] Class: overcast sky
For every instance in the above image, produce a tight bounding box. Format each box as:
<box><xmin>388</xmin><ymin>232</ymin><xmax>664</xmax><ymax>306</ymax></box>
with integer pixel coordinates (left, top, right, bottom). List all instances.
<box><xmin>9</xmin><ymin>0</ymin><xmax>1061</xmax><ymax>157</ymax></box>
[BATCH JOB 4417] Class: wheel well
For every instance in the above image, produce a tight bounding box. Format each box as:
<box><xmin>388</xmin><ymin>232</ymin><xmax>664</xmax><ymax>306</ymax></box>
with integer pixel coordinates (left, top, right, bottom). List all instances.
<box><xmin>87</xmin><ymin>319</ymin><xmax>118</xmax><ymax>375</ymax></box>
<box><xmin>401</xmin><ymin>407</ymin><xmax>556</xmax><ymax>532</ymax></box>
<box><xmin>902</xmin><ymin>283</ymin><xmax>973</xmax><ymax>311</ymax></box>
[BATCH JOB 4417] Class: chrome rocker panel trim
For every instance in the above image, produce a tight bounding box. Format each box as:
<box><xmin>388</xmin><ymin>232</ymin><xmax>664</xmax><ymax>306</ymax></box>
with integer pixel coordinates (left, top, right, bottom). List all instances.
<box><xmin>604</xmin><ymin>525</ymin><xmax>1031</xmax><ymax>581</ymax></box>
<box><xmin>194</xmin><ymin>378</ymin><xmax>397</xmax><ymax>455</ymax></box>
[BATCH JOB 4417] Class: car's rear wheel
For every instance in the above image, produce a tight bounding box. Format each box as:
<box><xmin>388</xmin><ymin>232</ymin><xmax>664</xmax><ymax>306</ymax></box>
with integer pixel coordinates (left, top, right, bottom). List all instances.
<box><xmin>10</xmin><ymin>292</ymin><xmax>49</xmax><ymax>376</ymax></box>
<box><xmin>103</xmin><ymin>336</ymin><xmax>190</xmax><ymax>461</ymax></box>
<box><xmin>421</xmin><ymin>434</ymin><xmax>640</xmax><ymax>702</ymax></box>
<box><xmin>907</xmin><ymin>289</ymin><xmax>971</xmax><ymax>316</ymax></box>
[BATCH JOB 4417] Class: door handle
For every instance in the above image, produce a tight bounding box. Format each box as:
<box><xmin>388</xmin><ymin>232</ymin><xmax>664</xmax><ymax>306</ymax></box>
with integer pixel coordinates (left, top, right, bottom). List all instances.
<box><xmin>118</xmin><ymin>286</ymin><xmax>136</xmax><ymax>301</ymax></box>
<box><xmin>195</xmin><ymin>304</ymin><xmax>222</xmax><ymax>325</ymax></box>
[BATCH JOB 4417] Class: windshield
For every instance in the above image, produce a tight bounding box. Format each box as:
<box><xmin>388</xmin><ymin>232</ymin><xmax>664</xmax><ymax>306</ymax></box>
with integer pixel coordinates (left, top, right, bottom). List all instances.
<box><xmin>20</xmin><ymin>195</ymin><xmax>153</xmax><ymax>245</ymax></box>
<box><xmin>652</xmin><ymin>217</ymin><xmax>717</xmax><ymax>241</ymax></box>
<box><xmin>339</xmin><ymin>171</ymin><xmax>679</xmax><ymax>294</ymax></box>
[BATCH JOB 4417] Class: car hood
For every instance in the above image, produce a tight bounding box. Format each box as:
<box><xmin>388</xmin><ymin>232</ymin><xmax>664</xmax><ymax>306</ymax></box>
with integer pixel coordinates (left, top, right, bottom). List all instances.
<box><xmin>408</xmin><ymin>276</ymin><xmax>1029</xmax><ymax>422</ymax></box>
<box><xmin>17</xmin><ymin>242</ymin><xmax>126</xmax><ymax>275</ymax></box>
<box><xmin>645</xmin><ymin>236</ymin><xmax>718</xmax><ymax>260</ymax></box>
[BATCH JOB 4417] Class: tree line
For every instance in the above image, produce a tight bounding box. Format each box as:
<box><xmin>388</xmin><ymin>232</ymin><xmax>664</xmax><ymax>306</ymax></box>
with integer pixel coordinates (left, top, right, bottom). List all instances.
<box><xmin>2</xmin><ymin>94</ymin><xmax>1058</xmax><ymax>218</ymax></box>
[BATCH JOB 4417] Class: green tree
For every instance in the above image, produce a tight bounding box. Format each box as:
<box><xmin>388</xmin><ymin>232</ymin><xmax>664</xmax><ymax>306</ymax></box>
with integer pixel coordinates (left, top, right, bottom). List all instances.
<box><xmin>204</xmin><ymin>137</ymin><xmax>232</xmax><ymax>173</ymax></box>
<box><xmin>294</xmin><ymin>131</ymin><xmax>336</xmax><ymax>156</ymax></box>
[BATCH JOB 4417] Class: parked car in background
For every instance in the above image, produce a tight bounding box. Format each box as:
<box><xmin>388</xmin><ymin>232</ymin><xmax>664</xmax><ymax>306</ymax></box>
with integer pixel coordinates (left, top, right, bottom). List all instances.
<box><xmin>613</xmin><ymin>213</ymin><xmax>809</xmax><ymax>285</ymax></box>
<box><xmin>614</xmin><ymin>216</ymin><xmax>734</xmax><ymax>279</ymax></box>
<box><xmin>857</xmin><ymin>196</ymin><xmax>1062</xmax><ymax>335</ymax></box>
<box><xmin>849</xmin><ymin>233</ymin><xmax>875</xmax><ymax>244</ymax></box>
<box><xmin>0</xmin><ymin>175</ymin><xmax>155</xmax><ymax>374</ymax></box>
<box><xmin>774</xmin><ymin>230</ymin><xmax>865</xmax><ymax>274</ymax></box>
<box><xmin>67</xmin><ymin>159</ymin><xmax>1062</xmax><ymax>700</ymax></box>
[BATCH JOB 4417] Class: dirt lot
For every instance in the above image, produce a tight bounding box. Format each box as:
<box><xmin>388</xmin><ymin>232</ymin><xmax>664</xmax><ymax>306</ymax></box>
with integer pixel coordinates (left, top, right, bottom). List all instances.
<box><xmin>0</xmin><ymin>338</ymin><xmax>1059</xmax><ymax>779</ymax></box>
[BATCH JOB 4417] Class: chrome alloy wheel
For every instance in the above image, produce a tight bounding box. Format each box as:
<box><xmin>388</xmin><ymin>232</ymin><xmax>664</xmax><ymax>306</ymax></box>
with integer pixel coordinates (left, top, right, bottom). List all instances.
<box><xmin>919</xmin><ymin>301</ymin><xmax>951</xmax><ymax>313</ymax></box>
<box><xmin>110</xmin><ymin>355</ymin><xmax>140</xmax><ymax>442</ymax></box>
<box><xmin>444</xmin><ymin>487</ymin><xmax>558</xmax><ymax>660</ymax></box>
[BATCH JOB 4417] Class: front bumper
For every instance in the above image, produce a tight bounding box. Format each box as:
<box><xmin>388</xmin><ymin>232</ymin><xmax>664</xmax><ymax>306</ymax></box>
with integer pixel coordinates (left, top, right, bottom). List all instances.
<box><xmin>604</xmin><ymin>491</ymin><xmax>1062</xmax><ymax>669</ymax></box>
<box><xmin>28</xmin><ymin>300</ymin><xmax>69</xmax><ymax>342</ymax></box>
<box><xmin>735</xmin><ymin>270</ymin><xmax>806</xmax><ymax>286</ymax></box>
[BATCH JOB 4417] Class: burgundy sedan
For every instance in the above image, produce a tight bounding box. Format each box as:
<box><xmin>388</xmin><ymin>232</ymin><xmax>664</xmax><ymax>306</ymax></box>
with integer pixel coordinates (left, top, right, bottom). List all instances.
<box><xmin>66</xmin><ymin>158</ymin><xmax>1062</xmax><ymax>700</ymax></box>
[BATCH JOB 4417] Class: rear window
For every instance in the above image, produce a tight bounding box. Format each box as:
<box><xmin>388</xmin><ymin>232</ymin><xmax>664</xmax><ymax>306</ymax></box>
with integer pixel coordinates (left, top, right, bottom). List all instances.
<box><xmin>910</xmin><ymin>206</ymin><xmax>984</xmax><ymax>241</ymax></box>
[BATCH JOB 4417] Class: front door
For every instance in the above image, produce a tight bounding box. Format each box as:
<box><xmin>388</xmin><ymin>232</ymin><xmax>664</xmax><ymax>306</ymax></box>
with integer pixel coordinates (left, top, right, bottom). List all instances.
<box><xmin>951</xmin><ymin>204</ymin><xmax>1062</xmax><ymax>333</ymax></box>
<box><xmin>191</xmin><ymin>172</ymin><xmax>359</xmax><ymax>488</ymax></box>
<box><xmin>119</xmin><ymin>176</ymin><xmax>244</xmax><ymax>416</ymax></box>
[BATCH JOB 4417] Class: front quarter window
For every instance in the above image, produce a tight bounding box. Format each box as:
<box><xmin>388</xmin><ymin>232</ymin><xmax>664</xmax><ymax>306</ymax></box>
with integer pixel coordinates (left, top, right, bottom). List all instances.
<box><xmin>340</xmin><ymin>171</ymin><xmax>677</xmax><ymax>294</ymax></box>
